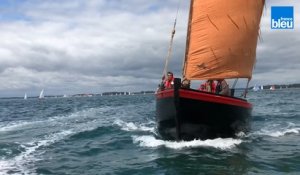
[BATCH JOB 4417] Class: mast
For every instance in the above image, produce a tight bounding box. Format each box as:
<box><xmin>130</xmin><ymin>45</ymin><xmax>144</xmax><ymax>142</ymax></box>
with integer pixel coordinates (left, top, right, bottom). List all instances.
<box><xmin>182</xmin><ymin>0</ymin><xmax>194</xmax><ymax>80</ymax></box>
<box><xmin>162</xmin><ymin>0</ymin><xmax>182</xmax><ymax>78</ymax></box>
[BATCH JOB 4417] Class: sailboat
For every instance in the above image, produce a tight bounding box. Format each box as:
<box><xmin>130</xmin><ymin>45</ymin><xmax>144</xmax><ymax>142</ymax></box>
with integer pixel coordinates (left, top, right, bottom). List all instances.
<box><xmin>253</xmin><ymin>84</ymin><xmax>259</xmax><ymax>92</ymax></box>
<box><xmin>156</xmin><ymin>0</ymin><xmax>265</xmax><ymax>140</ymax></box>
<box><xmin>39</xmin><ymin>89</ymin><xmax>44</xmax><ymax>99</ymax></box>
<box><xmin>24</xmin><ymin>93</ymin><xmax>27</xmax><ymax>100</ymax></box>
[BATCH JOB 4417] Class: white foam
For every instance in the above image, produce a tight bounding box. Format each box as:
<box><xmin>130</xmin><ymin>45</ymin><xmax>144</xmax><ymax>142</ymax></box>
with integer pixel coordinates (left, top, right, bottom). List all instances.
<box><xmin>254</xmin><ymin>123</ymin><xmax>300</xmax><ymax>137</ymax></box>
<box><xmin>113</xmin><ymin>119</ymin><xmax>155</xmax><ymax>133</ymax></box>
<box><xmin>0</xmin><ymin>106</ymin><xmax>116</xmax><ymax>174</ymax></box>
<box><xmin>0</xmin><ymin>121</ymin><xmax>34</xmax><ymax>132</ymax></box>
<box><xmin>0</xmin><ymin>130</ymin><xmax>74</xmax><ymax>175</ymax></box>
<box><xmin>235</xmin><ymin>131</ymin><xmax>246</xmax><ymax>137</ymax></box>
<box><xmin>260</xmin><ymin>128</ymin><xmax>300</xmax><ymax>137</ymax></box>
<box><xmin>132</xmin><ymin>135</ymin><xmax>242</xmax><ymax>150</ymax></box>
<box><xmin>0</xmin><ymin>107</ymin><xmax>111</xmax><ymax>133</ymax></box>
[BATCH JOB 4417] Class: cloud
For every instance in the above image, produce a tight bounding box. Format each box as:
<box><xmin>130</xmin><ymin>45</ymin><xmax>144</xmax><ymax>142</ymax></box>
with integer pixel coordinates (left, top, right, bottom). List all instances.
<box><xmin>0</xmin><ymin>0</ymin><xmax>299</xmax><ymax>97</ymax></box>
<box><xmin>253</xmin><ymin>0</ymin><xmax>300</xmax><ymax>85</ymax></box>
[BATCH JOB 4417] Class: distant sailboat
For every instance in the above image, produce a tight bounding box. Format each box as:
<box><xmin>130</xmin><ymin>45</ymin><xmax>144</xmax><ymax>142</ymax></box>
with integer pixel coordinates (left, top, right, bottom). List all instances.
<box><xmin>260</xmin><ymin>85</ymin><xmax>264</xmax><ymax>90</ymax></box>
<box><xmin>253</xmin><ymin>84</ymin><xmax>259</xmax><ymax>91</ymax></box>
<box><xmin>39</xmin><ymin>89</ymin><xmax>44</xmax><ymax>99</ymax></box>
<box><xmin>24</xmin><ymin>93</ymin><xmax>27</xmax><ymax>100</ymax></box>
<box><xmin>270</xmin><ymin>85</ymin><xmax>275</xmax><ymax>91</ymax></box>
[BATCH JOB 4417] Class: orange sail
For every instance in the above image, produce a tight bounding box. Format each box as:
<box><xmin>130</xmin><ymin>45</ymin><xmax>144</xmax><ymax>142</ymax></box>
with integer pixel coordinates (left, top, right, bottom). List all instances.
<box><xmin>183</xmin><ymin>0</ymin><xmax>265</xmax><ymax>80</ymax></box>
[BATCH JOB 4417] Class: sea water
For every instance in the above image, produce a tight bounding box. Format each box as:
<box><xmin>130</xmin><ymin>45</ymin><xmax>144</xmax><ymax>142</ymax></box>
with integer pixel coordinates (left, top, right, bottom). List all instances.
<box><xmin>0</xmin><ymin>89</ymin><xmax>299</xmax><ymax>174</ymax></box>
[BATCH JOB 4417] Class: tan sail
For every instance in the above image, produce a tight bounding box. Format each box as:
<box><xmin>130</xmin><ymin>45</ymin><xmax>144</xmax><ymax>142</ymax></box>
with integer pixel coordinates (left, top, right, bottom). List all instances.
<box><xmin>183</xmin><ymin>0</ymin><xmax>265</xmax><ymax>80</ymax></box>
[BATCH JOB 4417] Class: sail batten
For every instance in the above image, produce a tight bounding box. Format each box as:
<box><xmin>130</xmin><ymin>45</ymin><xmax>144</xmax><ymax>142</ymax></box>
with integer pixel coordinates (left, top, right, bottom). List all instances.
<box><xmin>183</xmin><ymin>0</ymin><xmax>265</xmax><ymax>80</ymax></box>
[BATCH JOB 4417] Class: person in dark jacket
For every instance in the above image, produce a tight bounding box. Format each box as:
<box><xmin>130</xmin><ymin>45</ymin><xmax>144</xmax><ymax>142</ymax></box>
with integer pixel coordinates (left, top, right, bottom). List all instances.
<box><xmin>216</xmin><ymin>79</ymin><xmax>230</xmax><ymax>96</ymax></box>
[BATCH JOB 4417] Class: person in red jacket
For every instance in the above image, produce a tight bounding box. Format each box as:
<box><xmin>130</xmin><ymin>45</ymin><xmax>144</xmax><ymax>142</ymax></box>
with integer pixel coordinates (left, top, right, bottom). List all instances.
<box><xmin>206</xmin><ymin>80</ymin><xmax>216</xmax><ymax>93</ymax></box>
<box><xmin>198</xmin><ymin>80</ymin><xmax>216</xmax><ymax>93</ymax></box>
<box><xmin>164</xmin><ymin>72</ymin><xmax>174</xmax><ymax>89</ymax></box>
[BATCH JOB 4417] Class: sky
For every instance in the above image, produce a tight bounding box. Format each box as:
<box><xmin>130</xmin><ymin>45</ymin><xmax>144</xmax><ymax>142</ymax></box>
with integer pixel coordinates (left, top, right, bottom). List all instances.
<box><xmin>0</xmin><ymin>0</ymin><xmax>299</xmax><ymax>97</ymax></box>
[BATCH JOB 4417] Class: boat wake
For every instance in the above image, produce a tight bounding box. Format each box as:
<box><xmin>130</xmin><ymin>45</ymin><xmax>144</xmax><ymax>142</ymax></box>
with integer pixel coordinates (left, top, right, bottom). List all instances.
<box><xmin>0</xmin><ymin>107</ymin><xmax>117</xmax><ymax>175</ymax></box>
<box><xmin>0</xmin><ymin>107</ymin><xmax>113</xmax><ymax>133</ymax></box>
<box><xmin>0</xmin><ymin>130</ymin><xmax>73</xmax><ymax>175</ymax></box>
<box><xmin>132</xmin><ymin>135</ymin><xmax>242</xmax><ymax>150</ymax></box>
<box><xmin>0</xmin><ymin>121</ymin><xmax>34</xmax><ymax>132</ymax></box>
<box><xmin>113</xmin><ymin>119</ymin><xmax>243</xmax><ymax>150</ymax></box>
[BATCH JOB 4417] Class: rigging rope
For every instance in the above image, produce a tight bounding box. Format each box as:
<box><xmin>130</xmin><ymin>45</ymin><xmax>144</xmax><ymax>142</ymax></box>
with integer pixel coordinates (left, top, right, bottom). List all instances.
<box><xmin>162</xmin><ymin>0</ymin><xmax>182</xmax><ymax>78</ymax></box>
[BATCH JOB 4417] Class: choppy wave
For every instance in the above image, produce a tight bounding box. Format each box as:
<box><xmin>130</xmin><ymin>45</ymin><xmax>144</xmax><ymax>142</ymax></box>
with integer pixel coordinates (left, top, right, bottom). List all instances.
<box><xmin>0</xmin><ymin>107</ymin><xmax>113</xmax><ymax>133</ymax></box>
<box><xmin>0</xmin><ymin>130</ymin><xmax>73</xmax><ymax>175</ymax></box>
<box><xmin>0</xmin><ymin>121</ymin><xmax>35</xmax><ymax>132</ymax></box>
<box><xmin>256</xmin><ymin>128</ymin><xmax>300</xmax><ymax>137</ymax></box>
<box><xmin>0</xmin><ymin>90</ymin><xmax>299</xmax><ymax>174</ymax></box>
<box><xmin>113</xmin><ymin>119</ymin><xmax>155</xmax><ymax>133</ymax></box>
<box><xmin>253</xmin><ymin>122</ymin><xmax>300</xmax><ymax>137</ymax></box>
<box><xmin>0</xmin><ymin>107</ymin><xmax>116</xmax><ymax>174</ymax></box>
<box><xmin>132</xmin><ymin>135</ymin><xmax>242</xmax><ymax>150</ymax></box>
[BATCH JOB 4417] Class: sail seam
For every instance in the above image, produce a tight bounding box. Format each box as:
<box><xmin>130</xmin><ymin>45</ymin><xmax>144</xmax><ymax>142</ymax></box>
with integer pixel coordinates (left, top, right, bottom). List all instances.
<box><xmin>243</xmin><ymin>16</ymin><xmax>248</xmax><ymax>30</ymax></box>
<box><xmin>207</xmin><ymin>14</ymin><xmax>219</xmax><ymax>31</ymax></box>
<box><xmin>227</xmin><ymin>15</ymin><xmax>239</xmax><ymax>29</ymax></box>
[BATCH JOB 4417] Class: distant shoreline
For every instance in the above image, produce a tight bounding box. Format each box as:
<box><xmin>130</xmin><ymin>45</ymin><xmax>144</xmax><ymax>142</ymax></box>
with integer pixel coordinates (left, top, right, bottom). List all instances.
<box><xmin>249</xmin><ymin>83</ymin><xmax>300</xmax><ymax>90</ymax></box>
<box><xmin>1</xmin><ymin>83</ymin><xmax>300</xmax><ymax>99</ymax></box>
<box><xmin>0</xmin><ymin>91</ymin><xmax>156</xmax><ymax>99</ymax></box>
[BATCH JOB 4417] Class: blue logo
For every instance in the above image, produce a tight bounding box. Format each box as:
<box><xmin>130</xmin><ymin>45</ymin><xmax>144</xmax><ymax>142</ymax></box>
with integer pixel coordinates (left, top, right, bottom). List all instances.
<box><xmin>271</xmin><ymin>6</ymin><xmax>294</xmax><ymax>29</ymax></box>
